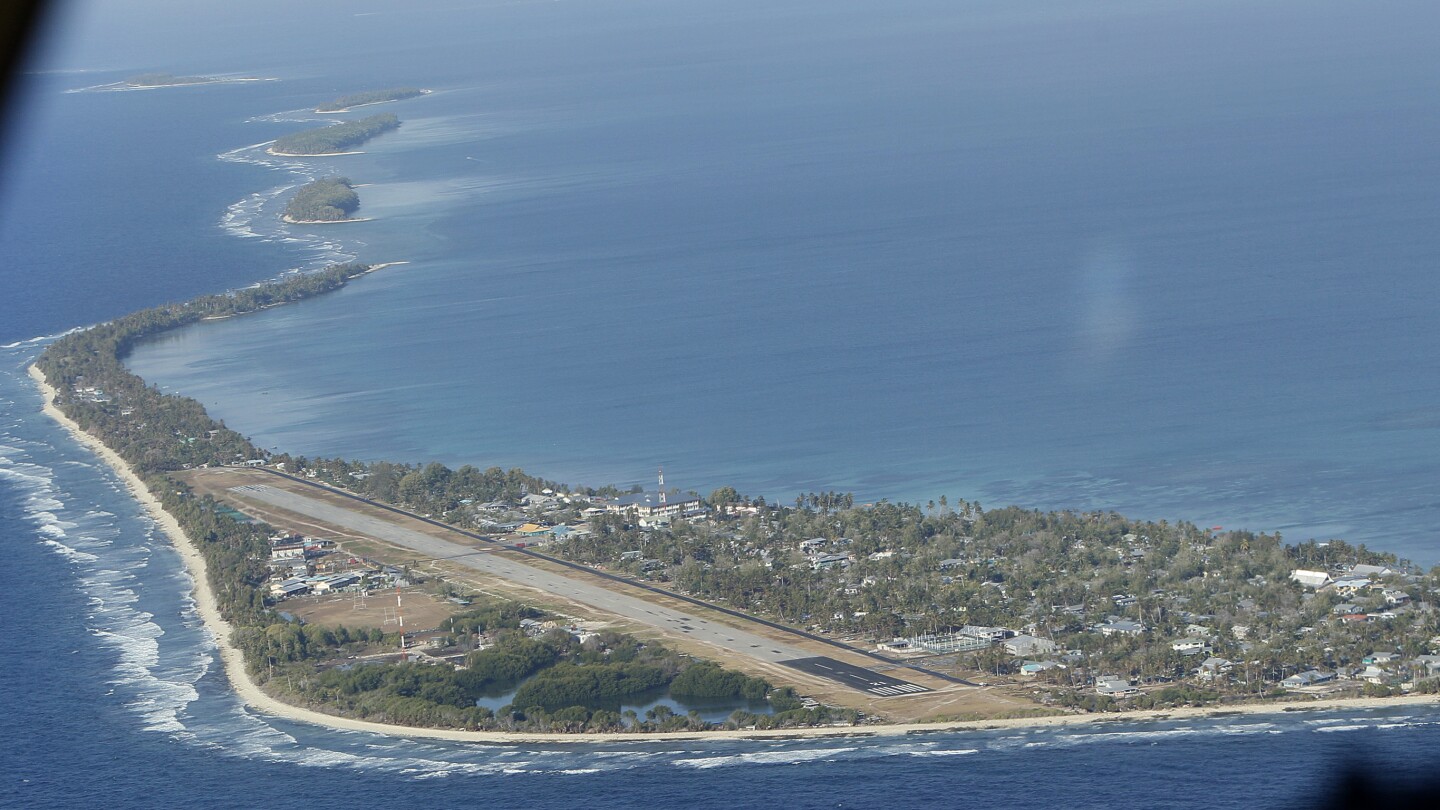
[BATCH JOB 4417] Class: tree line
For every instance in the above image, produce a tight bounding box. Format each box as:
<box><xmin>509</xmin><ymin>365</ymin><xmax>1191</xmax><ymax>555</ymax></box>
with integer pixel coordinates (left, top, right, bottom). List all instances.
<box><xmin>284</xmin><ymin>177</ymin><xmax>361</xmax><ymax>222</ymax></box>
<box><xmin>272</xmin><ymin>113</ymin><xmax>399</xmax><ymax>155</ymax></box>
<box><xmin>317</xmin><ymin>88</ymin><xmax>422</xmax><ymax>112</ymax></box>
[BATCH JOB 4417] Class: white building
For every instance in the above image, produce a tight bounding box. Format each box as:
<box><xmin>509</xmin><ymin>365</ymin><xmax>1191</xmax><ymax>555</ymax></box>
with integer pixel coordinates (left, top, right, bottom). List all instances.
<box><xmin>1290</xmin><ymin>569</ymin><xmax>1333</xmax><ymax>589</ymax></box>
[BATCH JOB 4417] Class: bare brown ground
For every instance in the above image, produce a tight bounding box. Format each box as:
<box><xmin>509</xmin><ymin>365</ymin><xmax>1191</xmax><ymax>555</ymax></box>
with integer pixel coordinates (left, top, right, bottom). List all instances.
<box><xmin>179</xmin><ymin>467</ymin><xmax>1037</xmax><ymax>722</ymax></box>
<box><xmin>281</xmin><ymin>587</ymin><xmax>459</xmax><ymax>633</ymax></box>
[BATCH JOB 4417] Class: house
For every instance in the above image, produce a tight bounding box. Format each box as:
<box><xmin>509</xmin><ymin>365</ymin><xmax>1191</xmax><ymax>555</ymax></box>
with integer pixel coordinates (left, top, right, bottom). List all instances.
<box><xmin>1362</xmin><ymin>652</ymin><xmax>1398</xmax><ymax>665</ymax></box>
<box><xmin>515</xmin><ymin>523</ymin><xmax>551</xmax><ymax>536</ymax></box>
<box><xmin>1383</xmin><ymin>589</ymin><xmax>1411</xmax><ymax>607</ymax></box>
<box><xmin>1184</xmin><ymin>624</ymin><xmax>1212</xmax><ymax>638</ymax></box>
<box><xmin>1004</xmin><ymin>634</ymin><xmax>1059</xmax><ymax>657</ymax></box>
<box><xmin>800</xmin><ymin>538</ymin><xmax>828</xmax><ymax>553</ymax></box>
<box><xmin>1281</xmin><ymin>670</ymin><xmax>1335</xmax><ymax>689</ymax></box>
<box><xmin>811</xmin><ymin>553</ymin><xmax>852</xmax><ymax>571</ymax></box>
<box><xmin>1098</xmin><ymin>619</ymin><xmax>1145</xmax><ymax>637</ymax></box>
<box><xmin>619</xmin><ymin>550</ymin><xmax>644</xmax><ymax>562</ymax></box>
<box><xmin>1359</xmin><ymin>665</ymin><xmax>1389</xmax><ymax>685</ymax></box>
<box><xmin>1197</xmin><ymin>657</ymin><xmax>1233</xmax><ymax>681</ymax></box>
<box><xmin>1232</xmin><ymin>624</ymin><xmax>1251</xmax><ymax>640</ymax></box>
<box><xmin>1112</xmin><ymin>594</ymin><xmax>1138</xmax><ymax>608</ymax></box>
<box><xmin>1350</xmin><ymin>564</ymin><xmax>1396</xmax><ymax>578</ymax></box>
<box><xmin>1331</xmin><ymin>576</ymin><xmax>1374</xmax><ymax>596</ymax></box>
<box><xmin>1019</xmin><ymin>660</ymin><xmax>1062</xmax><ymax>677</ymax></box>
<box><xmin>1096</xmin><ymin>676</ymin><xmax>1138</xmax><ymax>697</ymax></box>
<box><xmin>937</xmin><ymin>558</ymin><xmax>966</xmax><ymax>571</ymax></box>
<box><xmin>1413</xmin><ymin>655</ymin><xmax>1440</xmax><ymax>676</ymax></box>
<box><xmin>1170</xmin><ymin>638</ymin><xmax>1210</xmax><ymax>655</ymax></box>
<box><xmin>1290</xmin><ymin>569</ymin><xmax>1333</xmax><ymax>589</ymax></box>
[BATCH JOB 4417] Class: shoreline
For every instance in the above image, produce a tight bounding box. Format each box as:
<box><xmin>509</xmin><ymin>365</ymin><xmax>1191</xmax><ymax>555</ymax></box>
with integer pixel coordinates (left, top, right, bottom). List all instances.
<box><xmin>315</xmin><ymin>89</ymin><xmax>431</xmax><ymax>114</ymax></box>
<box><xmin>27</xmin><ymin>368</ymin><xmax>1440</xmax><ymax>744</ymax></box>
<box><xmin>280</xmin><ymin>215</ymin><xmax>373</xmax><ymax>225</ymax></box>
<box><xmin>266</xmin><ymin>147</ymin><xmax>365</xmax><ymax>157</ymax></box>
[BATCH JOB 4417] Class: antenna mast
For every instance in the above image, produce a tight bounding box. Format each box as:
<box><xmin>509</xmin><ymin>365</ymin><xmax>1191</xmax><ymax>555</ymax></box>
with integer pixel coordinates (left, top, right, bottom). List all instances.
<box><xmin>396</xmin><ymin>585</ymin><xmax>407</xmax><ymax>663</ymax></box>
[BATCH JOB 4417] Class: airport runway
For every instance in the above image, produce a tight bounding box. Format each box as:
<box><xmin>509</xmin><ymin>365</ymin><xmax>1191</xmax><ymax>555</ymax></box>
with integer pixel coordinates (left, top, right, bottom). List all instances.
<box><xmin>234</xmin><ymin>483</ymin><xmax>818</xmax><ymax>665</ymax></box>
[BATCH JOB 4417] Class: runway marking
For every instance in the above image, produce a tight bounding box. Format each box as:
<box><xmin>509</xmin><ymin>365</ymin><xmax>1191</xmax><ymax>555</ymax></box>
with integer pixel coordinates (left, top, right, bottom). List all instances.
<box><xmin>779</xmin><ymin>656</ymin><xmax>930</xmax><ymax>696</ymax></box>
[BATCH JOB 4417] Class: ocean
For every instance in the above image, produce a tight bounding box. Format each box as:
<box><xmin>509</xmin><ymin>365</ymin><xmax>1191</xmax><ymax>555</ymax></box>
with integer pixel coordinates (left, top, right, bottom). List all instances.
<box><xmin>4</xmin><ymin>1</ymin><xmax>1440</xmax><ymax>806</ymax></box>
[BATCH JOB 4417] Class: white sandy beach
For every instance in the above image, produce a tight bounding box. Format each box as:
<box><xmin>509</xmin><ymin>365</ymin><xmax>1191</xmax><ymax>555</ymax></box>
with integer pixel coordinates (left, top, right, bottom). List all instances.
<box><xmin>266</xmin><ymin>147</ymin><xmax>365</xmax><ymax>157</ymax></box>
<box><xmin>280</xmin><ymin>215</ymin><xmax>374</xmax><ymax>225</ymax></box>
<box><xmin>315</xmin><ymin>90</ymin><xmax>432</xmax><ymax>114</ymax></box>
<box><xmin>27</xmin><ymin>363</ymin><xmax>1440</xmax><ymax>744</ymax></box>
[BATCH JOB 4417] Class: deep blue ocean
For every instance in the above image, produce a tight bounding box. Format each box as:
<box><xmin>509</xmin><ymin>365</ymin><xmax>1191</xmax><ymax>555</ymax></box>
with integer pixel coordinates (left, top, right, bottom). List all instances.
<box><xmin>5</xmin><ymin>1</ymin><xmax>1440</xmax><ymax>806</ymax></box>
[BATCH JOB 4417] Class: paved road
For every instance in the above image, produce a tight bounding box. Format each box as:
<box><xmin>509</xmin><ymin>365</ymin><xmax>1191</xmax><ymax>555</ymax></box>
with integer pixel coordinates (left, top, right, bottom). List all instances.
<box><xmin>234</xmin><ymin>484</ymin><xmax>818</xmax><ymax>665</ymax></box>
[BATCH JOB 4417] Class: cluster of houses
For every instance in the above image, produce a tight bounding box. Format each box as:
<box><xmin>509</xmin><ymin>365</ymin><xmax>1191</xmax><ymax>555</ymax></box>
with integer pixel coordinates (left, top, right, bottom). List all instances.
<box><xmin>800</xmin><ymin>537</ymin><xmax>855</xmax><ymax>571</ymax></box>
<box><xmin>1289</xmin><ymin>564</ymin><xmax>1414</xmax><ymax>623</ymax></box>
<box><xmin>265</xmin><ymin>532</ymin><xmax>412</xmax><ymax>602</ymax></box>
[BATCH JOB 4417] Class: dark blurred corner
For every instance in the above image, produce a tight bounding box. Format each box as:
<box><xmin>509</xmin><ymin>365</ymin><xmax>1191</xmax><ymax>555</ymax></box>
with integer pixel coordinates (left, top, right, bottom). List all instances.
<box><xmin>1</xmin><ymin>0</ymin><xmax>50</xmax><ymax>176</ymax></box>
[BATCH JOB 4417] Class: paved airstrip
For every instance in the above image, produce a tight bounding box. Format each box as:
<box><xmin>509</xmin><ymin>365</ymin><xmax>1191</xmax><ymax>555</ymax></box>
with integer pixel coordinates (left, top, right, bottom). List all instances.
<box><xmin>230</xmin><ymin>482</ymin><xmax>930</xmax><ymax>697</ymax></box>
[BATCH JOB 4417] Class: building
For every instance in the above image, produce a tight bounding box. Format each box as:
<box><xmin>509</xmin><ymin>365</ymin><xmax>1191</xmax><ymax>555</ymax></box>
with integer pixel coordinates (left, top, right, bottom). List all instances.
<box><xmin>309</xmin><ymin>572</ymin><xmax>360</xmax><ymax>593</ymax></box>
<box><xmin>1004</xmin><ymin>634</ymin><xmax>1059</xmax><ymax>657</ymax></box>
<box><xmin>1331</xmin><ymin>576</ymin><xmax>1374</xmax><ymax>596</ymax></box>
<box><xmin>1097</xmin><ymin>619</ymin><xmax>1145</xmax><ymax>637</ymax></box>
<box><xmin>605</xmin><ymin>489</ymin><xmax>703</xmax><ymax>519</ymax></box>
<box><xmin>1280</xmin><ymin>669</ymin><xmax>1334</xmax><ymax>689</ymax></box>
<box><xmin>1290</xmin><ymin>569</ymin><xmax>1333</xmax><ymax>589</ymax></box>
<box><xmin>269</xmin><ymin>578</ymin><xmax>310</xmax><ymax>599</ymax></box>
<box><xmin>1019</xmin><ymin>661</ymin><xmax>1063</xmax><ymax>677</ymax></box>
<box><xmin>1170</xmin><ymin>638</ymin><xmax>1210</xmax><ymax>655</ymax></box>
<box><xmin>1197</xmin><ymin>657</ymin><xmax>1233</xmax><ymax>681</ymax></box>
<box><xmin>1096</xmin><ymin>676</ymin><xmax>1138</xmax><ymax>697</ymax></box>
<box><xmin>911</xmin><ymin>630</ymin><xmax>992</xmax><ymax>654</ymax></box>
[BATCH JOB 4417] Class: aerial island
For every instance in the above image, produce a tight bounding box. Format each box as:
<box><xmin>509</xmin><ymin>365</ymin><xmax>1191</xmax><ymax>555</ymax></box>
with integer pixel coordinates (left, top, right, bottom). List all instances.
<box><xmin>29</xmin><ymin>71</ymin><xmax>1440</xmax><ymax>739</ymax></box>
<box><xmin>121</xmin><ymin>72</ymin><xmax>261</xmax><ymax>88</ymax></box>
<box><xmin>269</xmin><ymin>113</ymin><xmax>400</xmax><ymax>156</ymax></box>
<box><xmin>283</xmin><ymin>177</ymin><xmax>364</xmax><ymax>223</ymax></box>
<box><xmin>30</xmin><ymin>260</ymin><xmax>1440</xmax><ymax>740</ymax></box>
<box><xmin>317</xmin><ymin>87</ymin><xmax>426</xmax><ymax>113</ymax></box>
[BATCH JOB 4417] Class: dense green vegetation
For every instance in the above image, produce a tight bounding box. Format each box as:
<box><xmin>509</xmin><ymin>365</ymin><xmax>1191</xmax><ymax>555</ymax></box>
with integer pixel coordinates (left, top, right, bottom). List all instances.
<box><xmin>271</xmin><ymin>113</ymin><xmax>400</xmax><ymax>155</ymax></box>
<box><xmin>267</xmin><ymin>618</ymin><xmax>802</xmax><ymax>733</ymax></box>
<box><xmin>32</xmin><ymin>264</ymin><xmax>818</xmax><ymax>734</ymax></box>
<box><xmin>317</xmin><ymin>88</ymin><xmax>423</xmax><ymax>112</ymax></box>
<box><xmin>125</xmin><ymin>73</ymin><xmax>216</xmax><ymax>87</ymax></box>
<box><xmin>36</xmin><ymin>262</ymin><xmax>372</xmax><ymax>475</ymax></box>
<box><xmin>284</xmin><ymin>177</ymin><xmax>360</xmax><ymax>222</ymax></box>
<box><xmin>512</xmin><ymin>662</ymin><xmax>671</xmax><ymax>712</ymax></box>
<box><xmin>670</xmin><ymin>662</ymin><xmax>770</xmax><ymax>700</ymax></box>
<box><xmin>33</xmin><ymin>264</ymin><xmax>376</xmax><ymax>633</ymax></box>
<box><xmin>37</xmin><ymin>248</ymin><xmax>1440</xmax><ymax>726</ymax></box>
<box><xmin>272</xmin><ymin>457</ymin><xmax>560</xmax><ymax>518</ymax></box>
